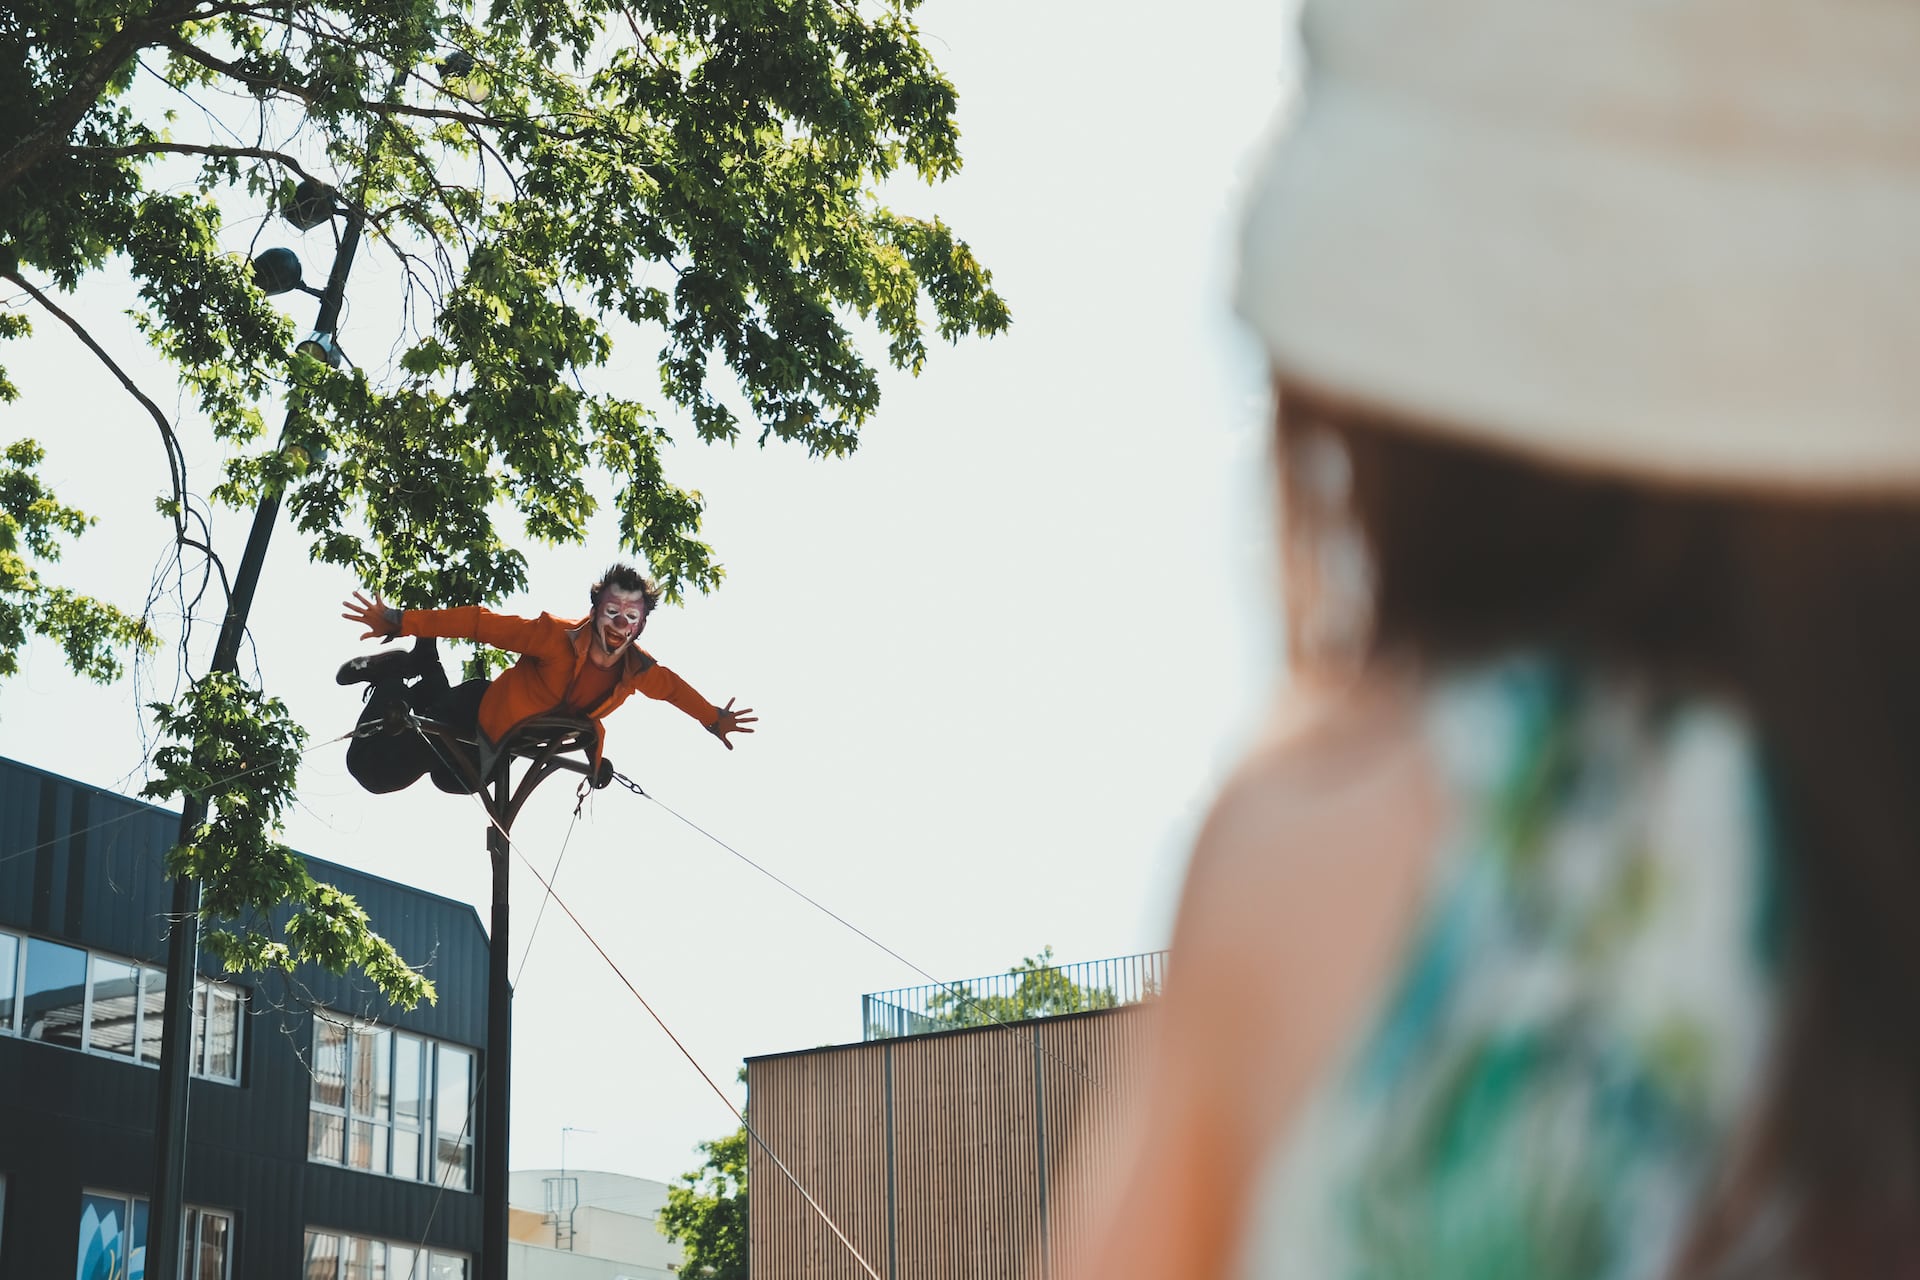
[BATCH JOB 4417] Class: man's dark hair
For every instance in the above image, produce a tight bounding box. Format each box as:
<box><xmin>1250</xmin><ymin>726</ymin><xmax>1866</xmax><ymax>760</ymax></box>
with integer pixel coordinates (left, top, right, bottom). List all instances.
<box><xmin>589</xmin><ymin>563</ymin><xmax>662</xmax><ymax>631</ymax></box>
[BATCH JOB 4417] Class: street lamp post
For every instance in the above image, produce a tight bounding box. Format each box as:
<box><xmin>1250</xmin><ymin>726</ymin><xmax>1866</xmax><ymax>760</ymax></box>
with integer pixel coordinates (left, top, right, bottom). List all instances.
<box><xmin>145</xmin><ymin>188</ymin><xmax>367</xmax><ymax>1280</ymax></box>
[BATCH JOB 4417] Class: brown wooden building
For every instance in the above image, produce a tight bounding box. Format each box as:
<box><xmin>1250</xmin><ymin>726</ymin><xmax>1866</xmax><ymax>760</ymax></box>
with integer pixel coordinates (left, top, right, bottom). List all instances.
<box><xmin>746</xmin><ymin>993</ymin><xmax>1154</xmax><ymax>1280</ymax></box>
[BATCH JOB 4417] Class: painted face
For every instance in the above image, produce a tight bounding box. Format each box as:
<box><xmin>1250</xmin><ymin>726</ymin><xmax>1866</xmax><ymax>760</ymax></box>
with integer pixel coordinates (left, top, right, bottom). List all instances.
<box><xmin>594</xmin><ymin>587</ymin><xmax>649</xmax><ymax>654</ymax></box>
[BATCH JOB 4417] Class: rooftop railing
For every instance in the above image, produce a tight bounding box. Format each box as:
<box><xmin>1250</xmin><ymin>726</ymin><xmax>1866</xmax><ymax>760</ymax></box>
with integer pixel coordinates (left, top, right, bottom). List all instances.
<box><xmin>861</xmin><ymin>949</ymin><xmax>1168</xmax><ymax>1042</ymax></box>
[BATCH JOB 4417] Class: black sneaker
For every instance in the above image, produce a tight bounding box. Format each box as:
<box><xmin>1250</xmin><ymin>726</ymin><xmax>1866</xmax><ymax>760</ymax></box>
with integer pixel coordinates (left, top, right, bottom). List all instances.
<box><xmin>337</xmin><ymin>647</ymin><xmax>415</xmax><ymax>686</ymax></box>
<box><xmin>337</xmin><ymin>636</ymin><xmax>440</xmax><ymax>686</ymax></box>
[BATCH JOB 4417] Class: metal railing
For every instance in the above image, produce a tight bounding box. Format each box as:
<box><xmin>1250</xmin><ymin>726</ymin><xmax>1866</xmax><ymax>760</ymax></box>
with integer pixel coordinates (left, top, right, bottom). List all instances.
<box><xmin>861</xmin><ymin>949</ymin><xmax>1168</xmax><ymax>1041</ymax></box>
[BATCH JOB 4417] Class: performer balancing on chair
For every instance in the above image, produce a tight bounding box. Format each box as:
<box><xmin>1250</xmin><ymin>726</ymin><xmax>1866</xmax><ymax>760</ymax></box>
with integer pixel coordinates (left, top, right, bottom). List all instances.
<box><xmin>339</xmin><ymin>563</ymin><xmax>754</xmax><ymax>794</ymax></box>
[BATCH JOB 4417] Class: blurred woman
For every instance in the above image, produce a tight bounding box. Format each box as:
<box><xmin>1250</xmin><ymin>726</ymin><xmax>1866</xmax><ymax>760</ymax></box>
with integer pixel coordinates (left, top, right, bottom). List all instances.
<box><xmin>1077</xmin><ymin>0</ymin><xmax>1920</xmax><ymax>1274</ymax></box>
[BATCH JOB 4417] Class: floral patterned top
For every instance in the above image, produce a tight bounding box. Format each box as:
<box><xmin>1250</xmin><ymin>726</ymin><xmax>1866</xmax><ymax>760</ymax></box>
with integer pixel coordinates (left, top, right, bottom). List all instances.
<box><xmin>1237</xmin><ymin>660</ymin><xmax>1784</xmax><ymax>1279</ymax></box>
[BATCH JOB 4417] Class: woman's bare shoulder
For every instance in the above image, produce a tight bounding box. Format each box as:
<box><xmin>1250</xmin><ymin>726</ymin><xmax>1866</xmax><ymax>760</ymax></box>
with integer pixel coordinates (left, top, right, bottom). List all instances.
<box><xmin>1168</xmin><ymin>669</ymin><xmax>1446</xmax><ymax>1134</ymax></box>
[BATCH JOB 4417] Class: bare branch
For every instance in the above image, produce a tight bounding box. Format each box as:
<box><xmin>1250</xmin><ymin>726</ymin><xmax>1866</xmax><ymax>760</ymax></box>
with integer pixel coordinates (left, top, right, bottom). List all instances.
<box><xmin>3</xmin><ymin>269</ymin><xmax>193</xmax><ymax>548</ymax></box>
<box><xmin>67</xmin><ymin>141</ymin><xmax>327</xmax><ymax>186</ymax></box>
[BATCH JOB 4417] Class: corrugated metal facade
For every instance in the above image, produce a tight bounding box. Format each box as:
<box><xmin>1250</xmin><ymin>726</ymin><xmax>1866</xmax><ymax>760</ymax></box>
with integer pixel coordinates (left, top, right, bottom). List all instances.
<box><xmin>0</xmin><ymin>753</ymin><xmax>490</xmax><ymax>1279</ymax></box>
<box><xmin>746</xmin><ymin>1004</ymin><xmax>1149</xmax><ymax>1280</ymax></box>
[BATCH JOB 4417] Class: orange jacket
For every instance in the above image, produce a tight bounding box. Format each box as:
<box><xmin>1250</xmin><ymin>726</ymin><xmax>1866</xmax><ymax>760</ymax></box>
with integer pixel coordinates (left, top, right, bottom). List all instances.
<box><xmin>398</xmin><ymin>606</ymin><xmax>718</xmax><ymax>759</ymax></box>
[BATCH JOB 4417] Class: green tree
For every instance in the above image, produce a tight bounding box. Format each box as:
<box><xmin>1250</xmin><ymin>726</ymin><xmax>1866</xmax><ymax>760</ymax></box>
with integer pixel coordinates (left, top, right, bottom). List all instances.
<box><xmin>2</xmin><ymin>0</ymin><xmax>1006</xmax><ymax>1003</ymax></box>
<box><xmin>661</xmin><ymin>1121</ymin><xmax>749</xmax><ymax>1280</ymax></box>
<box><xmin>922</xmin><ymin>945</ymin><xmax>1117</xmax><ymax>1029</ymax></box>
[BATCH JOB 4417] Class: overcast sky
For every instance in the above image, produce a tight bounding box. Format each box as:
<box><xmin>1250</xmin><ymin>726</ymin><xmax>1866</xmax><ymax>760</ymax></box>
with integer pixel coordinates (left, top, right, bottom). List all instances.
<box><xmin>0</xmin><ymin>0</ymin><xmax>1301</xmax><ymax>1183</ymax></box>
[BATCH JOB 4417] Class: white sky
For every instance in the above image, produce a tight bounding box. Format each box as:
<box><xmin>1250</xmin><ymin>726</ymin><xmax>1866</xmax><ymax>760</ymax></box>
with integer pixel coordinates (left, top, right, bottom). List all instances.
<box><xmin>0</xmin><ymin>0</ymin><xmax>1301</xmax><ymax>1182</ymax></box>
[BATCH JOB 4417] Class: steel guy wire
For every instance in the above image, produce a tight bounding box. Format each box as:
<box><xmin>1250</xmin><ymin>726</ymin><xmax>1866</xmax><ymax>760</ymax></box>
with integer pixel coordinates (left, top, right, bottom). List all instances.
<box><xmin>437</xmin><ymin>770</ymin><xmax>885</xmax><ymax>1280</ymax></box>
<box><xmin>510</xmin><ymin>782</ymin><xmax>585</xmax><ymax>990</ymax></box>
<box><xmin>606</xmin><ymin>769</ymin><xmax>1118</xmax><ymax>1096</ymax></box>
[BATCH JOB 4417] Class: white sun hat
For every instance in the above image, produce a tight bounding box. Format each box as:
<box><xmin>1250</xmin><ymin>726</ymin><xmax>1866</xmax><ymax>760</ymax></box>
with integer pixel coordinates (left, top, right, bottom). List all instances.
<box><xmin>1236</xmin><ymin>0</ymin><xmax>1920</xmax><ymax>492</ymax></box>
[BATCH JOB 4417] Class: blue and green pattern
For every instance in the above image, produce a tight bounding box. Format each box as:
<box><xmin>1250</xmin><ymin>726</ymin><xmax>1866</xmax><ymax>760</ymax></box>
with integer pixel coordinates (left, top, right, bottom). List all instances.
<box><xmin>1240</xmin><ymin>661</ymin><xmax>1781</xmax><ymax>1280</ymax></box>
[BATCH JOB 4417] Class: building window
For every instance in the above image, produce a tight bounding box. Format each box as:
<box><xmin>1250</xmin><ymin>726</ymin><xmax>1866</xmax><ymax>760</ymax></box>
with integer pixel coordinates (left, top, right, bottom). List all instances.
<box><xmin>434</xmin><ymin>1043</ymin><xmax>475</xmax><ymax>1190</ymax></box>
<box><xmin>193</xmin><ymin>983</ymin><xmax>243</xmax><ymax>1081</ymax></box>
<box><xmin>183</xmin><ymin>1207</ymin><xmax>233</xmax><ymax>1280</ymax></box>
<box><xmin>75</xmin><ymin>1192</ymin><xmax>231</xmax><ymax>1280</ymax></box>
<box><xmin>309</xmin><ymin>1015</ymin><xmax>475</xmax><ymax>1190</ymax></box>
<box><xmin>24</xmin><ymin>936</ymin><xmax>86</xmax><ymax>1047</ymax></box>
<box><xmin>303</xmin><ymin>1229</ymin><xmax>468</xmax><ymax>1280</ymax></box>
<box><xmin>89</xmin><ymin>955</ymin><xmax>140</xmax><ymax>1058</ymax></box>
<box><xmin>0</xmin><ymin>928</ymin><xmax>240</xmax><ymax>1081</ymax></box>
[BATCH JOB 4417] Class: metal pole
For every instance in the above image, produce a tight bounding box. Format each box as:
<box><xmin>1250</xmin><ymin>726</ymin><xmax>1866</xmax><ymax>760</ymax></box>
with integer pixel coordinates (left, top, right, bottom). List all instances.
<box><xmin>146</xmin><ymin>190</ymin><xmax>371</xmax><ymax>1280</ymax></box>
<box><xmin>482</xmin><ymin>762</ymin><xmax>514</xmax><ymax>1280</ymax></box>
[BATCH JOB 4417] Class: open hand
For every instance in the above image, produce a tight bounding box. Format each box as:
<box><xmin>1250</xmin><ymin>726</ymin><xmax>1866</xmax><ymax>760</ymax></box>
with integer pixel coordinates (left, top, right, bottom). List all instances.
<box><xmin>341</xmin><ymin>590</ymin><xmax>401</xmax><ymax>641</ymax></box>
<box><xmin>708</xmin><ymin>698</ymin><xmax>758</xmax><ymax>750</ymax></box>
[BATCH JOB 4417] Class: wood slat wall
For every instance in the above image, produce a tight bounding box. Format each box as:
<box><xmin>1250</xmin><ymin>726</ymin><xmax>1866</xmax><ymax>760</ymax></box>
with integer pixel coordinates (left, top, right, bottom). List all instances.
<box><xmin>747</xmin><ymin>1005</ymin><xmax>1148</xmax><ymax>1280</ymax></box>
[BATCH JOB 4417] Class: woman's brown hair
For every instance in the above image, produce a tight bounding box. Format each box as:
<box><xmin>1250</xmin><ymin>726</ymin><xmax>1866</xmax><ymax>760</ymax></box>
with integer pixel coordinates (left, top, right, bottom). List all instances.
<box><xmin>1279</xmin><ymin>386</ymin><xmax>1920</xmax><ymax>1275</ymax></box>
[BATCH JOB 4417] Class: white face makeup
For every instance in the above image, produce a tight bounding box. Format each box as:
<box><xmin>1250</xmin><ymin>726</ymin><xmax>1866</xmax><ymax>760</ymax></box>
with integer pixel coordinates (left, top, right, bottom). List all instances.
<box><xmin>594</xmin><ymin>587</ymin><xmax>649</xmax><ymax>655</ymax></box>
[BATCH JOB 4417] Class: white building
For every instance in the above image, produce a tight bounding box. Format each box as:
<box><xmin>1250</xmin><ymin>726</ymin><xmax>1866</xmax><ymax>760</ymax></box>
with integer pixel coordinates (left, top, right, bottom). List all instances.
<box><xmin>508</xmin><ymin>1169</ymin><xmax>683</xmax><ymax>1280</ymax></box>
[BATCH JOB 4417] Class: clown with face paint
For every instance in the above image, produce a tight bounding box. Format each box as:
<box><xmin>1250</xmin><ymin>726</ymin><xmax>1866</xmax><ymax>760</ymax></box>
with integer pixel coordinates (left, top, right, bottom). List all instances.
<box><xmin>338</xmin><ymin>563</ymin><xmax>754</xmax><ymax>795</ymax></box>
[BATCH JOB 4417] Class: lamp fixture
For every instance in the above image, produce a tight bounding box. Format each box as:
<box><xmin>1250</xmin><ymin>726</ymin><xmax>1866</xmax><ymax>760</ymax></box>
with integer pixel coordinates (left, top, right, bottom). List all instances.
<box><xmin>285</xmin><ymin>178</ymin><xmax>339</xmax><ymax>230</ymax></box>
<box><xmin>251</xmin><ymin>247</ymin><xmax>323</xmax><ymax>297</ymax></box>
<box><xmin>294</xmin><ymin>331</ymin><xmax>344</xmax><ymax>367</ymax></box>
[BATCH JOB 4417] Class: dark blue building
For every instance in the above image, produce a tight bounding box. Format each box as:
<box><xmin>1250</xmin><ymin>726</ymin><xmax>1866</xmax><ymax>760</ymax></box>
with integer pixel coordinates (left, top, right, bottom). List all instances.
<box><xmin>0</xmin><ymin>755</ymin><xmax>490</xmax><ymax>1280</ymax></box>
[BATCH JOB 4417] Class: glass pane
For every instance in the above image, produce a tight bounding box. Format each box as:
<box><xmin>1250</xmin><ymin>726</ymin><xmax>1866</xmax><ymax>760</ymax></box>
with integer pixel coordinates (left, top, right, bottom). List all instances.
<box><xmin>387</xmin><ymin>1245</ymin><xmax>418</xmax><ymax>1280</ymax></box>
<box><xmin>393</xmin><ymin>1036</ymin><xmax>424</xmax><ymax>1125</ymax></box>
<box><xmin>371</xmin><ymin>1032</ymin><xmax>392</xmax><ymax>1121</ymax></box>
<box><xmin>89</xmin><ymin>955</ymin><xmax>140</xmax><ymax>1056</ymax></box>
<box><xmin>76</xmin><ymin>1192</ymin><xmax>130</xmax><ymax>1280</ymax></box>
<box><xmin>427</xmin><ymin>1254</ymin><xmax>467</xmax><ymax>1280</ymax></box>
<box><xmin>23</xmin><ymin>938</ymin><xmax>87</xmax><ymax>1048</ymax></box>
<box><xmin>350</xmin><ymin>1028</ymin><xmax>378</xmax><ymax>1116</ymax></box>
<box><xmin>191</xmin><ymin>986</ymin><xmax>207</xmax><ymax>1076</ymax></box>
<box><xmin>435</xmin><ymin>1045</ymin><xmax>473</xmax><ymax>1142</ymax></box>
<box><xmin>434</xmin><ymin>1134</ymin><xmax>470</xmax><ymax>1191</ymax></box>
<box><xmin>132</xmin><ymin>1198</ymin><xmax>148</xmax><ymax>1280</ymax></box>
<box><xmin>195</xmin><ymin>1211</ymin><xmax>230</xmax><ymax>1280</ymax></box>
<box><xmin>138</xmin><ymin>968</ymin><xmax>167</xmax><ymax>1064</ymax></box>
<box><xmin>308</xmin><ymin>1111</ymin><xmax>345</xmax><ymax>1164</ymax></box>
<box><xmin>0</xmin><ymin>932</ymin><xmax>17</xmax><ymax>1032</ymax></box>
<box><xmin>312</xmin><ymin>1018</ymin><xmax>347</xmax><ymax>1108</ymax></box>
<box><xmin>348</xmin><ymin>1120</ymin><xmax>378</xmax><ymax>1171</ymax></box>
<box><xmin>344</xmin><ymin>1236</ymin><xmax>376</xmax><ymax>1280</ymax></box>
<box><xmin>434</xmin><ymin>1045</ymin><xmax>474</xmax><ymax>1190</ymax></box>
<box><xmin>202</xmin><ymin>988</ymin><xmax>239</xmax><ymax>1081</ymax></box>
<box><xmin>304</xmin><ymin>1231</ymin><xmax>341</xmax><ymax>1280</ymax></box>
<box><xmin>391</xmin><ymin>1128</ymin><xmax>420</xmax><ymax>1182</ymax></box>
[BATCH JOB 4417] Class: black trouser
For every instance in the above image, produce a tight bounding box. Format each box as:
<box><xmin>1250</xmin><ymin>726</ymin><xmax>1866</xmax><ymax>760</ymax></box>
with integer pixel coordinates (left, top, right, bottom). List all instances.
<box><xmin>345</xmin><ymin>659</ymin><xmax>492</xmax><ymax>795</ymax></box>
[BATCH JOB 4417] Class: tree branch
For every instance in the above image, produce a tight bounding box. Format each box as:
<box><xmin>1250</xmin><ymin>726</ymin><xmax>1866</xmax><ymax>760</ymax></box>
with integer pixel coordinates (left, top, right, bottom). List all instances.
<box><xmin>0</xmin><ymin>3</ymin><xmax>196</xmax><ymax>197</ymax></box>
<box><xmin>160</xmin><ymin>33</ymin><xmax>550</xmax><ymax>132</ymax></box>
<box><xmin>66</xmin><ymin>142</ymin><xmax>326</xmax><ymax>186</ymax></box>
<box><xmin>3</xmin><ymin>269</ymin><xmax>193</xmax><ymax>548</ymax></box>
<box><xmin>157</xmin><ymin>31</ymin><xmax>317</xmax><ymax>103</ymax></box>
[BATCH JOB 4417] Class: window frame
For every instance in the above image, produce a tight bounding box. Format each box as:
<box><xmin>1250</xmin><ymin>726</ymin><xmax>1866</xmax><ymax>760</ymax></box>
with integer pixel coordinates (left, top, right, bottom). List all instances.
<box><xmin>308</xmin><ymin>1013</ymin><xmax>477</xmax><ymax>1191</ymax></box>
<box><xmin>303</xmin><ymin>1227</ymin><xmax>469</xmax><ymax>1280</ymax></box>
<box><xmin>76</xmin><ymin>1190</ymin><xmax>232</xmax><ymax>1280</ymax></box>
<box><xmin>0</xmin><ymin>928</ymin><xmax>243</xmax><ymax>1083</ymax></box>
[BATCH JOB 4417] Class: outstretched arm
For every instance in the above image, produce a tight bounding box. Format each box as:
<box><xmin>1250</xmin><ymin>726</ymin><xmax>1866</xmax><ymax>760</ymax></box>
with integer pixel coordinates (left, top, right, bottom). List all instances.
<box><xmin>342</xmin><ymin>590</ymin><xmax>403</xmax><ymax>641</ymax></box>
<box><xmin>706</xmin><ymin>698</ymin><xmax>758</xmax><ymax>750</ymax></box>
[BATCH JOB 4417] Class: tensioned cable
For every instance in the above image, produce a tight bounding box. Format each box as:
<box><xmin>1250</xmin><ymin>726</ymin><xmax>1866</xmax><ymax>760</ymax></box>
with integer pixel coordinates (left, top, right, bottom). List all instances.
<box><xmin>432</xmin><ymin>767</ymin><xmax>884</xmax><ymax>1280</ymax></box>
<box><xmin>608</xmin><ymin>770</ymin><xmax>1116</xmax><ymax>1096</ymax></box>
<box><xmin>511</xmin><ymin>787</ymin><xmax>584</xmax><ymax>989</ymax></box>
